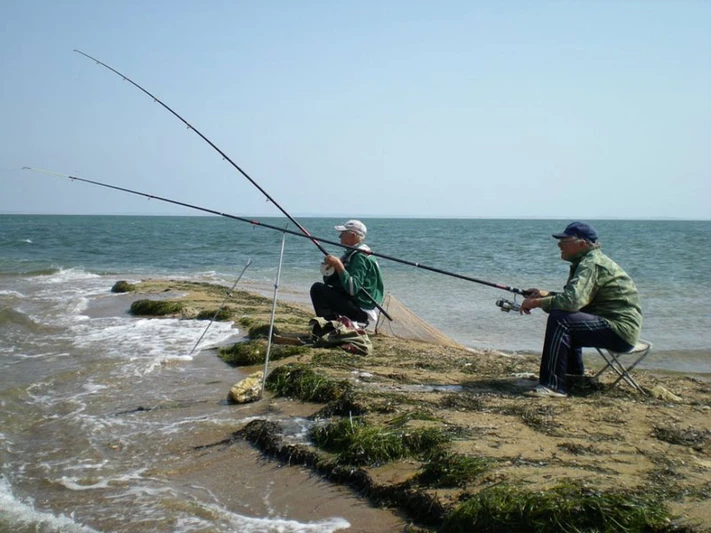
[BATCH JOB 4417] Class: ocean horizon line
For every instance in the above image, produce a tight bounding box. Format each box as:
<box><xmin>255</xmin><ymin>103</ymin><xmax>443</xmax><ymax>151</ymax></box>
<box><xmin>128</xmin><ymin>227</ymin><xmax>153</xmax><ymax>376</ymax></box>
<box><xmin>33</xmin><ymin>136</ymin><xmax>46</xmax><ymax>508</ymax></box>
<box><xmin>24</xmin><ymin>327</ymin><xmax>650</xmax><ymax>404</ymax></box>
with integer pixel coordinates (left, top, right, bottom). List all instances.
<box><xmin>2</xmin><ymin>212</ymin><xmax>709</xmax><ymax>222</ymax></box>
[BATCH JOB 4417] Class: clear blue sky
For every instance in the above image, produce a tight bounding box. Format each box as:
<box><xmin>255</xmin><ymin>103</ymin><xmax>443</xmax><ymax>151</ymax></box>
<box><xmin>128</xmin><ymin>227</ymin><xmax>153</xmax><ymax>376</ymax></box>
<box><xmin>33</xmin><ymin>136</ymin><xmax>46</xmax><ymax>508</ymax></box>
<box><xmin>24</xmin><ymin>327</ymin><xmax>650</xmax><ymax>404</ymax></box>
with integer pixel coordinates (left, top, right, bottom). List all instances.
<box><xmin>1</xmin><ymin>0</ymin><xmax>709</xmax><ymax>219</ymax></box>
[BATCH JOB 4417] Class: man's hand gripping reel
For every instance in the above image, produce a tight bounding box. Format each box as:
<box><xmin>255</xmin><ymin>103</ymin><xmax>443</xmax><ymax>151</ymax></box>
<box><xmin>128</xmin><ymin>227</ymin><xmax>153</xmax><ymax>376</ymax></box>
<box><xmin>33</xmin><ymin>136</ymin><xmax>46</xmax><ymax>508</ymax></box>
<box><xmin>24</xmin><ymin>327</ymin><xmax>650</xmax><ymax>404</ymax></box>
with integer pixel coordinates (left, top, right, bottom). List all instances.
<box><xmin>320</xmin><ymin>262</ymin><xmax>335</xmax><ymax>277</ymax></box>
<box><xmin>496</xmin><ymin>288</ymin><xmax>536</xmax><ymax>313</ymax></box>
<box><xmin>495</xmin><ymin>296</ymin><xmax>521</xmax><ymax>313</ymax></box>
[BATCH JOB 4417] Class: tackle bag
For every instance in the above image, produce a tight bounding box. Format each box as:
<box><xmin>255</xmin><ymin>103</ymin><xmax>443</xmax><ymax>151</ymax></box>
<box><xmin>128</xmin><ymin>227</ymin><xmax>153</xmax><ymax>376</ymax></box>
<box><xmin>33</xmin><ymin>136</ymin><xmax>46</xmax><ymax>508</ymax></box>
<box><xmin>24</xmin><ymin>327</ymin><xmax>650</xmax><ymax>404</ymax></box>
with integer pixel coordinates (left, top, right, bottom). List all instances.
<box><xmin>308</xmin><ymin>316</ymin><xmax>373</xmax><ymax>356</ymax></box>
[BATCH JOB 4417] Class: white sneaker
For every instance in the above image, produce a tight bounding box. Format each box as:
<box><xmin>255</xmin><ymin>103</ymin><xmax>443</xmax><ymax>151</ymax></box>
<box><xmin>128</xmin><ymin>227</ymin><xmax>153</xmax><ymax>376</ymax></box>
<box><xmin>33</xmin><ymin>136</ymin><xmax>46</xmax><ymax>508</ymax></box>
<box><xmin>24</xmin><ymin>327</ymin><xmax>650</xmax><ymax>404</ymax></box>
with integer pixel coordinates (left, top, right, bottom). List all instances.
<box><xmin>523</xmin><ymin>385</ymin><xmax>567</xmax><ymax>398</ymax></box>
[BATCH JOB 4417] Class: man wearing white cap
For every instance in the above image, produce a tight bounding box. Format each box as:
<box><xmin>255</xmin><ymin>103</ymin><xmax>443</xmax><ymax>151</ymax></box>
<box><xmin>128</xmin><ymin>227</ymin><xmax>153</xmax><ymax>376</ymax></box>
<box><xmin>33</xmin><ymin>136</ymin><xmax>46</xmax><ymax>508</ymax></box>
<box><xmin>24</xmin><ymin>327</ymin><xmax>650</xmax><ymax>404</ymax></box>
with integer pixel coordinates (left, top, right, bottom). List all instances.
<box><xmin>310</xmin><ymin>219</ymin><xmax>384</xmax><ymax>326</ymax></box>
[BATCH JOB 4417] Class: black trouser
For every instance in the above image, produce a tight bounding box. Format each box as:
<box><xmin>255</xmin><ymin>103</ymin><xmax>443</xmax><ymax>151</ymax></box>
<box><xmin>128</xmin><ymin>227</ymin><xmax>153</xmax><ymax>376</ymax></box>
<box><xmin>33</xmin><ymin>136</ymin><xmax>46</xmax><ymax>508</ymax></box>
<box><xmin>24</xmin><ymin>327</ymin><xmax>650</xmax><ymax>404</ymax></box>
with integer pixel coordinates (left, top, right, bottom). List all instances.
<box><xmin>310</xmin><ymin>282</ymin><xmax>369</xmax><ymax>324</ymax></box>
<box><xmin>539</xmin><ymin>309</ymin><xmax>634</xmax><ymax>393</ymax></box>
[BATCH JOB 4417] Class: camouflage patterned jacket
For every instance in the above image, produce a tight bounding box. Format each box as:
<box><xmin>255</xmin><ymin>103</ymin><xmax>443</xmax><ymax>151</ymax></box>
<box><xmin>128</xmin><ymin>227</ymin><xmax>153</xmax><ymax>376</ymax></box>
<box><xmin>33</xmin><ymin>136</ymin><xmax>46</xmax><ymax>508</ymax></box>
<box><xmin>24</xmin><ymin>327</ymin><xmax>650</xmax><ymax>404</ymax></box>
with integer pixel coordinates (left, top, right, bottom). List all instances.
<box><xmin>539</xmin><ymin>247</ymin><xmax>642</xmax><ymax>346</ymax></box>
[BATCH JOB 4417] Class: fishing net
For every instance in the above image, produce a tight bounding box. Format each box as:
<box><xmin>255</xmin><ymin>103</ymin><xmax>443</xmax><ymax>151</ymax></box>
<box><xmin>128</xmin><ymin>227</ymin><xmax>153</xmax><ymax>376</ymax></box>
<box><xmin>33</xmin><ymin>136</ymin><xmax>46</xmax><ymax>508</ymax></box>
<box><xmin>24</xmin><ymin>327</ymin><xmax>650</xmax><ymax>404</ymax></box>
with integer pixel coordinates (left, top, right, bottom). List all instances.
<box><xmin>374</xmin><ymin>292</ymin><xmax>465</xmax><ymax>349</ymax></box>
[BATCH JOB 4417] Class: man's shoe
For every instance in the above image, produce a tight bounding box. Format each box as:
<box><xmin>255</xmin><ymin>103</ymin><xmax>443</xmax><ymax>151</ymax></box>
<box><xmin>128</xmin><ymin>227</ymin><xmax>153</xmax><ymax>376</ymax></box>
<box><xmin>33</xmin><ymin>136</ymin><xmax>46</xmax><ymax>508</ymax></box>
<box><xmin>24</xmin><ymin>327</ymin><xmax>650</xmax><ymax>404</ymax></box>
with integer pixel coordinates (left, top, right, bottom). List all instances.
<box><xmin>523</xmin><ymin>385</ymin><xmax>568</xmax><ymax>398</ymax></box>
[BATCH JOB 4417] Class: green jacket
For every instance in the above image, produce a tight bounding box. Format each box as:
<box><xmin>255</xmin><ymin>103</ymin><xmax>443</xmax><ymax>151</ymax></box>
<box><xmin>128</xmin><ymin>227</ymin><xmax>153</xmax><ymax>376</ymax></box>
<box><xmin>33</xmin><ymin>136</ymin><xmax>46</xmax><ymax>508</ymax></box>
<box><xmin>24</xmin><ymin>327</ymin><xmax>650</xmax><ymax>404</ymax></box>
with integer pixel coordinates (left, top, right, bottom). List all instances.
<box><xmin>539</xmin><ymin>247</ymin><xmax>642</xmax><ymax>346</ymax></box>
<box><xmin>324</xmin><ymin>244</ymin><xmax>384</xmax><ymax>310</ymax></box>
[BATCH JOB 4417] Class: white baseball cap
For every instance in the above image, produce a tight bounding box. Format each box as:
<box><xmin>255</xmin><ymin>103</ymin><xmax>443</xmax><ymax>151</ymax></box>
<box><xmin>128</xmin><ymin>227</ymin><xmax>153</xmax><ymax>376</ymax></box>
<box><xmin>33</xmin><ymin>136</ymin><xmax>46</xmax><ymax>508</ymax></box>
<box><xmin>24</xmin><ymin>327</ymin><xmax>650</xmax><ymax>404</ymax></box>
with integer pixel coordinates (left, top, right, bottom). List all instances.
<box><xmin>334</xmin><ymin>219</ymin><xmax>367</xmax><ymax>238</ymax></box>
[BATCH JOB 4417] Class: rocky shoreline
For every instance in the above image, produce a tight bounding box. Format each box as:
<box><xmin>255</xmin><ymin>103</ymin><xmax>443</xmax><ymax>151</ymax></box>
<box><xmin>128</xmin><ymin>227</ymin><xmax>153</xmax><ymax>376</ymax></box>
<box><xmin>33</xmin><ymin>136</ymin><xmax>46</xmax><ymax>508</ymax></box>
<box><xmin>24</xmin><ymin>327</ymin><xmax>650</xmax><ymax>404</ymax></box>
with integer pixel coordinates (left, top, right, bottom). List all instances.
<box><xmin>118</xmin><ymin>279</ymin><xmax>711</xmax><ymax>532</ymax></box>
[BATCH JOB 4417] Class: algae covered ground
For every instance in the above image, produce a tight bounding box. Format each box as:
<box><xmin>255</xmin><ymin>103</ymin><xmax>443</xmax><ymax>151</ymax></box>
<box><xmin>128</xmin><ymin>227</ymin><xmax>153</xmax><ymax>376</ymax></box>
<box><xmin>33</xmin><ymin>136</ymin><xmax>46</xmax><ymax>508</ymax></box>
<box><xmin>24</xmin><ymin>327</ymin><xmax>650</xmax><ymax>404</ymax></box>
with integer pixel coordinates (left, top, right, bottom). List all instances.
<box><xmin>121</xmin><ymin>279</ymin><xmax>711</xmax><ymax>532</ymax></box>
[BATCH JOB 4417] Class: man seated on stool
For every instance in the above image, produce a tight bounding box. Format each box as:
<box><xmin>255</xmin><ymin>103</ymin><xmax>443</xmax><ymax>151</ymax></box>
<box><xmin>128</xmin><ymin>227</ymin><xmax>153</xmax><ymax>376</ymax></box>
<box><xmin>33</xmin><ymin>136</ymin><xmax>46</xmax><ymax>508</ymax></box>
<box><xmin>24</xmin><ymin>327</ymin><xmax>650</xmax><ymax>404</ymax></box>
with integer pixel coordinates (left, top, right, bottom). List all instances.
<box><xmin>519</xmin><ymin>221</ymin><xmax>642</xmax><ymax>398</ymax></box>
<box><xmin>310</xmin><ymin>219</ymin><xmax>384</xmax><ymax>327</ymax></box>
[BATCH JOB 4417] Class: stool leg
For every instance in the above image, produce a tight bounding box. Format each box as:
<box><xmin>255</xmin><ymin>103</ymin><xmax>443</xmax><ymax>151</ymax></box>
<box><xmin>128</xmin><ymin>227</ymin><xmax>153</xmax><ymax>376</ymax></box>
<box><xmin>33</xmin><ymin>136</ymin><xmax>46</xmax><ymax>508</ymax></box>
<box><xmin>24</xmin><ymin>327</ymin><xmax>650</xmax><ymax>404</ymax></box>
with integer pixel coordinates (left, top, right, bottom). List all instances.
<box><xmin>610</xmin><ymin>349</ymin><xmax>650</xmax><ymax>393</ymax></box>
<box><xmin>593</xmin><ymin>348</ymin><xmax>614</xmax><ymax>379</ymax></box>
<box><xmin>596</xmin><ymin>348</ymin><xmax>649</xmax><ymax>394</ymax></box>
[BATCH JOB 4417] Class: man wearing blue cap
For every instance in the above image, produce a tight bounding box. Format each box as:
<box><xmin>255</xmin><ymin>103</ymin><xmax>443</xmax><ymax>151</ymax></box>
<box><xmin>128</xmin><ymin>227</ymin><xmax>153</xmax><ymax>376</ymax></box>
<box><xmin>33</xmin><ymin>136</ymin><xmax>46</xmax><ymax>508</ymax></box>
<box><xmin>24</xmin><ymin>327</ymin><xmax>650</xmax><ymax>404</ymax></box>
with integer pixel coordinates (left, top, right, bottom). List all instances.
<box><xmin>519</xmin><ymin>222</ymin><xmax>642</xmax><ymax>398</ymax></box>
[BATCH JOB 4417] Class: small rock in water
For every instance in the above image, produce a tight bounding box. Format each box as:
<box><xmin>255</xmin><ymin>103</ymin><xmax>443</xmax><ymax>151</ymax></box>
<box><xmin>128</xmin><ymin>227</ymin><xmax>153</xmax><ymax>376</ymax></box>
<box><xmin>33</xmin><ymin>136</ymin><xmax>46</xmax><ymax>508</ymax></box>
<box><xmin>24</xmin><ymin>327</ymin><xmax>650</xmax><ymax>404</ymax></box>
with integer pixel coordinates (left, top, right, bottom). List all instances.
<box><xmin>180</xmin><ymin>306</ymin><xmax>199</xmax><ymax>319</ymax></box>
<box><xmin>228</xmin><ymin>371</ymin><xmax>264</xmax><ymax>404</ymax></box>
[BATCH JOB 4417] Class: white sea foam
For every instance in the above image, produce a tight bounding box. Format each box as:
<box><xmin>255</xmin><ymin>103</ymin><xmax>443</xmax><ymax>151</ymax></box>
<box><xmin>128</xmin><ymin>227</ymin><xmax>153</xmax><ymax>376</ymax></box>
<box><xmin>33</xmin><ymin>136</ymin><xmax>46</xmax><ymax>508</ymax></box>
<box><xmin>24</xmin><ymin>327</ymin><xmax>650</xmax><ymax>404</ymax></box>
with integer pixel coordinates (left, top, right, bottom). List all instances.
<box><xmin>1</xmin><ymin>345</ymin><xmax>18</xmax><ymax>357</ymax></box>
<box><xmin>62</xmin><ymin>459</ymin><xmax>110</xmax><ymax>472</ymax></box>
<box><xmin>11</xmin><ymin>271</ymin><xmax>240</xmax><ymax>377</ymax></box>
<box><xmin>25</xmin><ymin>380</ymin><xmax>58</xmax><ymax>406</ymax></box>
<box><xmin>280</xmin><ymin>417</ymin><xmax>315</xmax><ymax>443</ymax></box>
<box><xmin>73</xmin><ymin>296</ymin><xmax>90</xmax><ymax>316</ymax></box>
<box><xmin>69</xmin><ymin>315</ymin><xmax>238</xmax><ymax>376</ymax></box>
<box><xmin>0</xmin><ymin>475</ymin><xmax>99</xmax><ymax>532</ymax></box>
<box><xmin>155</xmin><ymin>413</ymin><xmax>246</xmax><ymax>436</ymax></box>
<box><xmin>161</xmin><ymin>353</ymin><xmax>195</xmax><ymax>363</ymax></box>
<box><xmin>175</xmin><ymin>500</ymin><xmax>351</xmax><ymax>533</ymax></box>
<box><xmin>10</xmin><ymin>351</ymin><xmax>71</xmax><ymax>360</ymax></box>
<box><xmin>0</xmin><ymin>289</ymin><xmax>25</xmax><ymax>297</ymax></box>
<box><xmin>104</xmin><ymin>485</ymin><xmax>175</xmax><ymax>499</ymax></box>
<box><xmin>57</xmin><ymin>478</ymin><xmax>113</xmax><ymax>490</ymax></box>
<box><xmin>80</xmin><ymin>380</ymin><xmax>109</xmax><ymax>395</ymax></box>
<box><xmin>23</xmin><ymin>276</ymin><xmax>111</xmax><ymax>330</ymax></box>
<box><xmin>57</xmin><ymin>469</ymin><xmax>150</xmax><ymax>491</ymax></box>
<box><xmin>40</xmin><ymin>267</ymin><xmax>102</xmax><ymax>284</ymax></box>
<box><xmin>196</xmin><ymin>270</ymin><xmax>220</xmax><ymax>278</ymax></box>
<box><xmin>54</xmin><ymin>470</ymin><xmax>351</xmax><ymax>532</ymax></box>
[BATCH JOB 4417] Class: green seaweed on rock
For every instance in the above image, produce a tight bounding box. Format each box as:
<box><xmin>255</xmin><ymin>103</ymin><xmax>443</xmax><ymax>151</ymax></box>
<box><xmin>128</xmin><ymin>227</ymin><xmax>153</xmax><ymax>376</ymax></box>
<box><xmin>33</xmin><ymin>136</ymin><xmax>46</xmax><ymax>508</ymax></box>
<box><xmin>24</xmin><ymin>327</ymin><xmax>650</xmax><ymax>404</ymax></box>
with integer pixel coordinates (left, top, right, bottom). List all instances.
<box><xmin>238</xmin><ymin>316</ymin><xmax>255</xmax><ymax>328</ymax></box>
<box><xmin>218</xmin><ymin>340</ymin><xmax>306</xmax><ymax>366</ymax></box>
<box><xmin>417</xmin><ymin>450</ymin><xmax>495</xmax><ymax>488</ymax></box>
<box><xmin>265</xmin><ymin>364</ymin><xmax>350</xmax><ymax>403</ymax></box>
<box><xmin>195</xmin><ymin>308</ymin><xmax>233</xmax><ymax>321</ymax></box>
<box><xmin>111</xmin><ymin>280</ymin><xmax>136</xmax><ymax>293</ymax></box>
<box><xmin>129</xmin><ymin>299</ymin><xmax>184</xmax><ymax>316</ymax></box>
<box><xmin>441</xmin><ymin>482</ymin><xmax>672</xmax><ymax>533</ymax></box>
<box><xmin>248</xmin><ymin>323</ymin><xmax>281</xmax><ymax>339</ymax></box>
<box><xmin>310</xmin><ymin>417</ymin><xmax>450</xmax><ymax>466</ymax></box>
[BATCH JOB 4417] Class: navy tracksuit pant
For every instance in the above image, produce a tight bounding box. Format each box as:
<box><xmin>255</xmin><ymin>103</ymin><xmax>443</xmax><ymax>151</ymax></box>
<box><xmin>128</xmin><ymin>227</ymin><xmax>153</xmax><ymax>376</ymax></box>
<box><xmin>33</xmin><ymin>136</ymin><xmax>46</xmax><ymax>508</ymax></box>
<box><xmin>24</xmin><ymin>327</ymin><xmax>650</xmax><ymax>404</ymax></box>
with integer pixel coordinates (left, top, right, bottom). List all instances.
<box><xmin>310</xmin><ymin>282</ymin><xmax>369</xmax><ymax>324</ymax></box>
<box><xmin>540</xmin><ymin>309</ymin><xmax>634</xmax><ymax>393</ymax></box>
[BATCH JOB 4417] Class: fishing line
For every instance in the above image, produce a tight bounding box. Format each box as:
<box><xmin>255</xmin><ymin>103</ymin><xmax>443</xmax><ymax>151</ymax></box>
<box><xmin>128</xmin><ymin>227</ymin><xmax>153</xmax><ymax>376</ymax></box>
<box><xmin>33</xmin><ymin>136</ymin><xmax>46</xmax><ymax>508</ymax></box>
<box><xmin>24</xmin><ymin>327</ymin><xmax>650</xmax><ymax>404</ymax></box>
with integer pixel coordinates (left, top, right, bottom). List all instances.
<box><xmin>72</xmin><ymin>49</ymin><xmax>390</xmax><ymax>318</ymax></box>
<box><xmin>22</xmin><ymin>166</ymin><xmax>528</xmax><ymax>296</ymax></box>
<box><xmin>188</xmin><ymin>258</ymin><xmax>252</xmax><ymax>356</ymax></box>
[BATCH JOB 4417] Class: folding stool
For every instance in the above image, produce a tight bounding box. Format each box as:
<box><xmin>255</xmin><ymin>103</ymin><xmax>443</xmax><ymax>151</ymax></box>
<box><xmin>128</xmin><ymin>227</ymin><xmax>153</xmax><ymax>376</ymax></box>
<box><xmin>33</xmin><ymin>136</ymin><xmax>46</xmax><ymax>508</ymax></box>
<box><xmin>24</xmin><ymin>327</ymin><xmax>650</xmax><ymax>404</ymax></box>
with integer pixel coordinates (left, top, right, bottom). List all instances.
<box><xmin>593</xmin><ymin>340</ymin><xmax>652</xmax><ymax>393</ymax></box>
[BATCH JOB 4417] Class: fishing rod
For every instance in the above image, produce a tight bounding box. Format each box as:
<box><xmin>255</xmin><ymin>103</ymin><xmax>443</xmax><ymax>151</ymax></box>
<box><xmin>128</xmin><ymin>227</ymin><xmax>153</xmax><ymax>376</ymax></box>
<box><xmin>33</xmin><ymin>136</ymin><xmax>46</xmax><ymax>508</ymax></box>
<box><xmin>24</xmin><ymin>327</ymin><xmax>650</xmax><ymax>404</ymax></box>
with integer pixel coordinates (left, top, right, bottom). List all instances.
<box><xmin>23</xmin><ymin>167</ymin><xmax>529</xmax><ymax>297</ymax></box>
<box><xmin>72</xmin><ymin>49</ymin><xmax>390</xmax><ymax>319</ymax></box>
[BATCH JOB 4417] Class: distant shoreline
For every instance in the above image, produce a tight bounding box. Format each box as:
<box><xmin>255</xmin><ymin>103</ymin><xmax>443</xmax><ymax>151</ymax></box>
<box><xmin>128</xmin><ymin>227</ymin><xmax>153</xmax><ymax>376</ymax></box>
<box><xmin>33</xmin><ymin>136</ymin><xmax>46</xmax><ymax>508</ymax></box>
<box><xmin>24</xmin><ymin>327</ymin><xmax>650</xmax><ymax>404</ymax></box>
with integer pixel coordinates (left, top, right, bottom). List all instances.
<box><xmin>2</xmin><ymin>212</ymin><xmax>710</xmax><ymax>221</ymax></box>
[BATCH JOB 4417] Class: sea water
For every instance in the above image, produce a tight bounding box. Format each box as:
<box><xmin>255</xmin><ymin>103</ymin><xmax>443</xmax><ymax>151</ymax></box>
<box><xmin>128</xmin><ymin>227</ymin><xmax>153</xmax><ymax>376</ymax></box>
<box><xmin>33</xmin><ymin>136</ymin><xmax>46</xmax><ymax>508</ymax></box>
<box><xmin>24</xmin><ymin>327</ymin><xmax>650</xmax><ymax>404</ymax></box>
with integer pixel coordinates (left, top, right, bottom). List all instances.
<box><xmin>2</xmin><ymin>216</ymin><xmax>709</xmax><ymax>357</ymax></box>
<box><xmin>1</xmin><ymin>215</ymin><xmax>709</xmax><ymax>531</ymax></box>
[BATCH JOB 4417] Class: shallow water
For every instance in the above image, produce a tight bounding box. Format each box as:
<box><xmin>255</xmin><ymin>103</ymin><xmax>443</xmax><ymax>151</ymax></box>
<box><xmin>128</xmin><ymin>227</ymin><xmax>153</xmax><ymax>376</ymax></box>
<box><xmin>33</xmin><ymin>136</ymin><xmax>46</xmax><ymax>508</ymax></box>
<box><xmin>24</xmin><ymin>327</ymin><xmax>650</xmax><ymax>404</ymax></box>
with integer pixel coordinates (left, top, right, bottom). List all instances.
<box><xmin>0</xmin><ymin>270</ymin><xmax>405</xmax><ymax>532</ymax></box>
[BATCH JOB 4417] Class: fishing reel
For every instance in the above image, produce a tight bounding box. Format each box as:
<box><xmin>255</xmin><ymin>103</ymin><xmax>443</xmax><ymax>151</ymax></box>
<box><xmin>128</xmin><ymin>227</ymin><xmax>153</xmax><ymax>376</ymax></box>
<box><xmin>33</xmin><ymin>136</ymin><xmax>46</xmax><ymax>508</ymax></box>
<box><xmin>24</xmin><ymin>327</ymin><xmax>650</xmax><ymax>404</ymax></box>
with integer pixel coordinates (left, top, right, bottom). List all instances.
<box><xmin>320</xmin><ymin>262</ymin><xmax>335</xmax><ymax>277</ymax></box>
<box><xmin>495</xmin><ymin>297</ymin><xmax>521</xmax><ymax>313</ymax></box>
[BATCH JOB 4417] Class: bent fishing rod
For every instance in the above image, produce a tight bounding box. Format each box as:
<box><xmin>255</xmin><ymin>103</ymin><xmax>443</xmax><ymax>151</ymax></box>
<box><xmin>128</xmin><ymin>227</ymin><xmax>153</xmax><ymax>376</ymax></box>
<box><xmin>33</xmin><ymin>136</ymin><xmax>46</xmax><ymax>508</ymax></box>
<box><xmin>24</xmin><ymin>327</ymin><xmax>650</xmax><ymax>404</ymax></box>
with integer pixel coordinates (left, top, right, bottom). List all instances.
<box><xmin>72</xmin><ymin>49</ymin><xmax>391</xmax><ymax>319</ymax></box>
<box><xmin>23</xmin><ymin>166</ymin><xmax>529</xmax><ymax>298</ymax></box>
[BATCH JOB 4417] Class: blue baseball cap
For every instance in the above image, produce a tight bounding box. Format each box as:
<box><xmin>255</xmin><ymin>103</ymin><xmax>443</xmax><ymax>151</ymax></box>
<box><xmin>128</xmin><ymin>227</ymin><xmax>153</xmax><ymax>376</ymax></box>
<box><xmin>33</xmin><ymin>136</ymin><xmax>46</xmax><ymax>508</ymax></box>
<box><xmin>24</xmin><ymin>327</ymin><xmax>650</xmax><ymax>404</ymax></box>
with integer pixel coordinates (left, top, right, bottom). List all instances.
<box><xmin>552</xmin><ymin>222</ymin><xmax>598</xmax><ymax>243</ymax></box>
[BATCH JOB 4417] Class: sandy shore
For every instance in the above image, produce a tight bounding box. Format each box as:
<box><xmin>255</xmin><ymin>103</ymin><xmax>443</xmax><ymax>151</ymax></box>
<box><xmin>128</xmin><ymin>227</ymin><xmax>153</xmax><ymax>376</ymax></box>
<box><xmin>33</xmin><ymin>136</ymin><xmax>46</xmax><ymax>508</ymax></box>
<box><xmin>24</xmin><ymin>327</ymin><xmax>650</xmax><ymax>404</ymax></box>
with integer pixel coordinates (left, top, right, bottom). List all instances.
<box><xmin>125</xmin><ymin>279</ymin><xmax>711</xmax><ymax>532</ymax></box>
